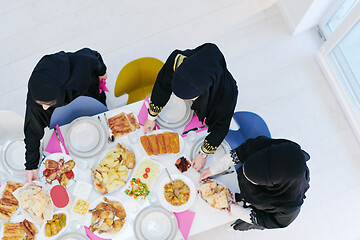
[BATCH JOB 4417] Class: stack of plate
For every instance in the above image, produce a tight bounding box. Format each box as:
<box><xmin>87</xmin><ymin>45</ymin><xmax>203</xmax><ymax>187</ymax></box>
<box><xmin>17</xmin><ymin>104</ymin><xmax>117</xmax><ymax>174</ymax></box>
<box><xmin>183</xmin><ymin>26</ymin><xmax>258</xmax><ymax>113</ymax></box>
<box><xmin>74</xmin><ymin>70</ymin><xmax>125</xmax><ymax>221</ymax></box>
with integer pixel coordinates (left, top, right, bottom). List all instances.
<box><xmin>1</xmin><ymin>138</ymin><xmax>27</xmax><ymax>177</ymax></box>
<box><xmin>66</xmin><ymin>117</ymin><xmax>106</xmax><ymax>158</ymax></box>
<box><xmin>156</xmin><ymin>94</ymin><xmax>192</xmax><ymax>129</ymax></box>
<box><xmin>191</xmin><ymin>137</ymin><xmax>231</xmax><ymax>169</ymax></box>
<box><xmin>134</xmin><ymin>206</ymin><xmax>178</xmax><ymax>240</ymax></box>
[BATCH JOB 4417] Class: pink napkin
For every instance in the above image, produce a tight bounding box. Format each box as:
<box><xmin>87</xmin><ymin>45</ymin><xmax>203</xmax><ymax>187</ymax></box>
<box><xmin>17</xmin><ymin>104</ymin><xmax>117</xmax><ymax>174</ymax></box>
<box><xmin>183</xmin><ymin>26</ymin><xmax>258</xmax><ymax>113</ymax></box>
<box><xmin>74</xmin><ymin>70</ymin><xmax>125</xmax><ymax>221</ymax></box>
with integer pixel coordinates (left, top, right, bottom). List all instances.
<box><xmin>99</xmin><ymin>79</ymin><xmax>109</xmax><ymax>94</ymax></box>
<box><xmin>181</xmin><ymin>115</ymin><xmax>208</xmax><ymax>137</ymax></box>
<box><xmin>174</xmin><ymin>210</ymin><xmax>196</xmax><ymax>240</ymax></box>
<box><xmin>137</xmin><ymin>97</ymin><xmax>159</xmax><ymax>129</ymax></box>
<box><xmin>84</xmin><ymin>226</ymin><xmax>111</xmax><ymax>240</ymax></box>
<box><xmin>44</xmin><ymin>124</ymin><xmax>69</xmax><ymax>154</ymax></box>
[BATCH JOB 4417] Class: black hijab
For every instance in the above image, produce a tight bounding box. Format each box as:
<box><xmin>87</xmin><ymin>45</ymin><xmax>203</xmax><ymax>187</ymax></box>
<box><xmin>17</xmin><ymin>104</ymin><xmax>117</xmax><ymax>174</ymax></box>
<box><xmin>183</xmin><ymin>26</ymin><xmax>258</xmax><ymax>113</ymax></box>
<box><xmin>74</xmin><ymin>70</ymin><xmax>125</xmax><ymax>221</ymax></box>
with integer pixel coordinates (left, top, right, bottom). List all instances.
<box><xmin>237</xmin><ymin>141</ymin><xmax>310</xmax><ymax>213</ymax></box>
<box><xmin>171</xmin><ymin>43</ymin><xmax>237</xmax><ymax>128</ymax></box>
<box><xmin>28</xmin><ymin>48</ymin><xmax>105</xmax><ymax>107</ymax></box>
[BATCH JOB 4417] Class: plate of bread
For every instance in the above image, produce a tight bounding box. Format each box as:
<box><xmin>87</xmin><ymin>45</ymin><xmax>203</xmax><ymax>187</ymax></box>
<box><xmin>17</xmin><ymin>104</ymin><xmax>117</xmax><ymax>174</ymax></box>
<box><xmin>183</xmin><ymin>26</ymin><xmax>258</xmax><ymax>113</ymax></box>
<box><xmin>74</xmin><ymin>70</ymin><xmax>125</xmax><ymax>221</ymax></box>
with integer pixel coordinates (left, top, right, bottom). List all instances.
<box><xmin>198</xmin><ymin>179</ymin><xmax>233</xmax><ymax>211</ymax></box>
<box><xmin>0</xmin><ymin>181</ymin><xmax>24</xmax><ymax>222</ymax></box>
<box><xmin>0</xmin><ymin>215</ymin><xmax>39</xmax><ymax>240</ymax></box>
<box><xmin>139</xmin><ymin>130</ymin><xmax>184</xmax><ymax>160</ymax></box>
<box><xmin>106</xmin><ymin>110</ymin><xmax>140</xmax><ymax>138</ymax></box>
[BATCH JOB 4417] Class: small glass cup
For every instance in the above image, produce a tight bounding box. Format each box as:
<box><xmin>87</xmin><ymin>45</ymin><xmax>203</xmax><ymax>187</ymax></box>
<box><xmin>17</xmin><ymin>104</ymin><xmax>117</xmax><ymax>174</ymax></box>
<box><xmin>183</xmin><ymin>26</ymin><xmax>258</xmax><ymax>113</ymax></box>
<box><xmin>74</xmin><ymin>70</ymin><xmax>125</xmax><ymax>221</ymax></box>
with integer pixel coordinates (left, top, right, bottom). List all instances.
<box><xmin>128</xmin><ymin>130</ymin><xmax>140</xmax><ymax>144</ymax></box>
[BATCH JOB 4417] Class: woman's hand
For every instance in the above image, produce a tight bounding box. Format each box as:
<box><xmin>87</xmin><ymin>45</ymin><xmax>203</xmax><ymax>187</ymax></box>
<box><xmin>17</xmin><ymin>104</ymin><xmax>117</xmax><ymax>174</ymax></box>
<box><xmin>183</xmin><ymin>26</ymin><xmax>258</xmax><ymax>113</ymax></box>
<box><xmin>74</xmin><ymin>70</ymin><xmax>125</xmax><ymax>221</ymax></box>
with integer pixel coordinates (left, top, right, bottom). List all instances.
<box><xmin>199</xmin><ymin>168</ymin><xmax>212</xmax><ymax>183</ymax></box>
<box><xmin>99</xmin><ymin>72</ymin><xmax>108</xmax><ymax>81</ymax></box>
<box><xmin>191</xmin><ymin>153</ymin><xmax>207</xmax><ymax>171</ymax></box>
<box><xmin>26</xmin><ymin>170</ymin><xmax>38</xmax><ymax>184</ymax></box>
<box><xmin>143</xmin><ymin>119</ymin><xmax>156</xmax><ymax>134</ymax></box>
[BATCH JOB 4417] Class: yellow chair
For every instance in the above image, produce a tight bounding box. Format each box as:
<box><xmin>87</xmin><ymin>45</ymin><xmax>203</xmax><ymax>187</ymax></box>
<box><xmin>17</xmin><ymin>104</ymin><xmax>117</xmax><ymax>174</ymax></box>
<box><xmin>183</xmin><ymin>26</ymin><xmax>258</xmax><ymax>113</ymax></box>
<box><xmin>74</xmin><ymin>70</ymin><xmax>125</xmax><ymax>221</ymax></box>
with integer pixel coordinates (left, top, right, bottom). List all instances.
<box><xmin>115</xmin><ymin>57</ymin><xmax>164</xmax><ymax>104</ymax></box>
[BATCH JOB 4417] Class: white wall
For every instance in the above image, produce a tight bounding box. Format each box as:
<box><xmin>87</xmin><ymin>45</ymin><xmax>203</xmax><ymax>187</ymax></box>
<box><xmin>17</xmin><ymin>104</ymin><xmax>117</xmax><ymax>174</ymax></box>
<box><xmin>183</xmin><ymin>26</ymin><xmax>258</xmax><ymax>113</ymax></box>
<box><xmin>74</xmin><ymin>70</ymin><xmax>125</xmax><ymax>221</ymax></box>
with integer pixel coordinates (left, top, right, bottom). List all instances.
<box><xmin>277</xmin><ymin>0</ymin><xmax>335</xmax><ymax>34</ymax></box>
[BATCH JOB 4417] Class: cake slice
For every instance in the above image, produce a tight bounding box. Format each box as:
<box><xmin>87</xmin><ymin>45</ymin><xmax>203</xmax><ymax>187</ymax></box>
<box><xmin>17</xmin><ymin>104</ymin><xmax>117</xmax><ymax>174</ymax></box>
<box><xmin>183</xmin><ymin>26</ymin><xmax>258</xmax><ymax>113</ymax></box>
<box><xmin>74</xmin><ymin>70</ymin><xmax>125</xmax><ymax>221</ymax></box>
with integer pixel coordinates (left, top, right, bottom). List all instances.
<box><xmin>148</xmin><ymin>134</ymin><xmax>160</xmax><ymax>155</ymax></box>
<box><xmin>156</xmin><ymin>134</ymin><xmax>166</xmax><ymax>154</ymax></box>
<box><xmin>140</xmin><ymin>136</ymin><xmax>153</xmax><ymax>155</ymax></box>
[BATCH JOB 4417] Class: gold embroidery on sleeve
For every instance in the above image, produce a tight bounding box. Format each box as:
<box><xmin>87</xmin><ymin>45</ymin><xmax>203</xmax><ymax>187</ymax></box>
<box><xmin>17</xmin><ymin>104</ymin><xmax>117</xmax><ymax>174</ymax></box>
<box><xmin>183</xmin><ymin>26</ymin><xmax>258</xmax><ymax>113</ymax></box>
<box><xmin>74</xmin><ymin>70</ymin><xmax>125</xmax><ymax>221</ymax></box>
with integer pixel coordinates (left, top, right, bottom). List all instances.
<box><xmin>173</xmin><ymin>54</ymin><xmax>187</xmax><ymax>71</ymax></box>
<box><xmin>201</xmin><ymin>140</ymin><xmax>218</xmax><ymax>154</ymax></box>
<box><xmin>148</xmin><ymin>101</ymin><xmax>163</xmax><ymax>116</ymax></box>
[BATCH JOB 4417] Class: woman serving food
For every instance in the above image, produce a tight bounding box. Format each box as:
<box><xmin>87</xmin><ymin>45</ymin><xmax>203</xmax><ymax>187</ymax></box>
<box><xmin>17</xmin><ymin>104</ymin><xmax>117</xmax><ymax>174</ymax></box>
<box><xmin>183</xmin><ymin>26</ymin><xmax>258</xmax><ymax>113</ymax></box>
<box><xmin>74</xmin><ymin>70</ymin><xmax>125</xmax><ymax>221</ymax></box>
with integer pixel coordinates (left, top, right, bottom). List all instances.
<box><xmin>24</xmin><ymin>48</ymin><xmax>108</xmax><ymax>183</ymax></box>
<box><xmin>199</xmin><ymin>136</ymin><xmax>311</xmax><ymax>230</ymax></box>
<box><xmin>143</xmin><ymin>43</ymin><xmax>238</xmax><ymax>171</ymax></box>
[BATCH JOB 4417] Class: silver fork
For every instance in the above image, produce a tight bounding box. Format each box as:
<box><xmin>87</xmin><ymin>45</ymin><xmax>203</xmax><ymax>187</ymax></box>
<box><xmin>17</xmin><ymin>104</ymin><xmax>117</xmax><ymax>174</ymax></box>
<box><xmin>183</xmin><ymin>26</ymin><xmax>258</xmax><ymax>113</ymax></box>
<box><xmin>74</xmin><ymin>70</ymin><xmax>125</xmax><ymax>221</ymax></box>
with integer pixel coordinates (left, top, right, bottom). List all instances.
<box><xmin>100</xmin><ymin>114</ymin><xmax>115</xmax><ymax>143</ymax></box>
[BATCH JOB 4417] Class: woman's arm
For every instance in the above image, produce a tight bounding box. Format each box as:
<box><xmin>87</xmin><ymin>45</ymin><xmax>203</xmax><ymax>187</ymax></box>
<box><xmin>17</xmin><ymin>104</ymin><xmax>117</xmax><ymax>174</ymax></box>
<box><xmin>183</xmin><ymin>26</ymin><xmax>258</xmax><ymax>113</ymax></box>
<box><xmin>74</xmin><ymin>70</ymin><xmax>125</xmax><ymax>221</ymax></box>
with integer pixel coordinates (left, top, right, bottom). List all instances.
<box><xmin>24</xmin><ymin>95</ymin><xmax>52</xmax><ymax>171</ymax></box>
<box><xmin>251</xmin><ymin>207</ymin><xmax>301</xmax><ymax>229</ymax></box>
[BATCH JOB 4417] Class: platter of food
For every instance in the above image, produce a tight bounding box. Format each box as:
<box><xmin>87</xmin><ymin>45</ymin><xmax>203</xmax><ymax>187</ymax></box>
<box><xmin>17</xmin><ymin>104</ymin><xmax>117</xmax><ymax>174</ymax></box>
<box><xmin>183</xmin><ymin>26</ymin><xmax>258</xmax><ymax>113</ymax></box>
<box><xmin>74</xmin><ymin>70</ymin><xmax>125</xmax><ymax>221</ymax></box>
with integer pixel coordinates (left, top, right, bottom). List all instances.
<box><xmin>198</xmin><ymin>179</ymin><xmax>234</xmax><ymax>211</ymax></box>
<box><xmin>140</xmin><ymin>130</ymin><xmax>184</xmax><ymax>160</ymax></box>
<box><xmin>66</xmin><ymin>116</ymin><xmax>107</xmax><ymax>158</ymax></box>
<box><xmin>0</xmin><ymin>181</ymin><xmax>23</xmax><ymax>222</ymax></box>
<box><xmin>12</xmin><ymin>181</ymin><xmax>53</xmax><ymax>227</ymax></box>
<box><xmin>157</xmin><ymin>174</ymin><xmax>196</xmax><ymax>213</ymax></box>
<box><xmin>40</xmin><ymin>210</ymin><xmax>69</xmax><ymax>239</ymax></box>
<box><xmin>106</xmin><ymin>111</ymin><xmax>140</xmax><ymax>138</ymax></box>
<box><xmin>91</xmin><ymin>143</ymin><xmax>136</xmax><ymax>195</ymax></box>
<box><xmin>134</xmin><ymin>205</ymin><xmax>178</xmax><ymax>240</ymax></box>
<box><xmin>0</xmin><ymin>215</ymin><xmax>39</xmax><ymax>240</ymax></box>
<box><xmin>39</xmin><ymin>153</ymin><xmax>77</xmax><ymax>188</ymax></box>
<box><xmin>156</xmin><ymin>94</ymin><xmax>193</xmax><ymax>129</ymax></box>
<box><xmin>191</xmin><ymin>137</ymin><xmax>231</xmax><ymax>169</ymax></box>
<box><xmin>85</xmin><ymin>196</ymin><xmax>127</xmax><ymax>238</ymax></box>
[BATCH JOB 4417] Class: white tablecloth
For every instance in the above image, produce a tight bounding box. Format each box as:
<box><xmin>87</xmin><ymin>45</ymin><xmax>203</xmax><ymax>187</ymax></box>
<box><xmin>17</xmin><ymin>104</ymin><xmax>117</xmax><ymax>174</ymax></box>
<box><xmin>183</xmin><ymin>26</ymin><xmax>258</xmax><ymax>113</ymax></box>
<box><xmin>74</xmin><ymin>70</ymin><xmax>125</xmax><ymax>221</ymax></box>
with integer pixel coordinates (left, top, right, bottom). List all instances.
<box><xmin>3</xmin><ymin>100</ymin><xmax>242</xmax><ymax>239</ymax></box>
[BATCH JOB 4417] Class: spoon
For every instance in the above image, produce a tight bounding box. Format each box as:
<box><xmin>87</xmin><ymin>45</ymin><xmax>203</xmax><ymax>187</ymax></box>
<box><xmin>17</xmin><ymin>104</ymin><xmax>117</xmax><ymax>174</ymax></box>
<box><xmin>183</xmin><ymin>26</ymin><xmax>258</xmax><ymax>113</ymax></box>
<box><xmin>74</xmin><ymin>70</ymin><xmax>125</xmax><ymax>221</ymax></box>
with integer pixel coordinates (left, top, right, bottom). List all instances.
<box><xmin>165</xmin><ymin>168</ymin><xmax>179</xmax><ymax>198</ymax></box>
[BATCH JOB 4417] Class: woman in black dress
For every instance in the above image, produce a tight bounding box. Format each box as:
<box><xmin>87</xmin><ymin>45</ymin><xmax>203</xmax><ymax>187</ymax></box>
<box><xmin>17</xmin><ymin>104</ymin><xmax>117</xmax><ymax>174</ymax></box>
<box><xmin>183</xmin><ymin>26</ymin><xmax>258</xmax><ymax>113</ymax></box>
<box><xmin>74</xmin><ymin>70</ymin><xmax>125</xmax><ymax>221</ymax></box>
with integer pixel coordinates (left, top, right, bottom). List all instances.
<box><xmin>143</xmin><ymin>43</ymin><xmax>238</xmax><ymax>171</ymax></box>
<box><xmin>200</xmin><ymin>136</ymin><xmax>310</xmax><ymax>230</ymax></box>
<box><xmin>24</xmin><ymin>48</ymin><xmax>107</xmax><ymax>183</ymax></box>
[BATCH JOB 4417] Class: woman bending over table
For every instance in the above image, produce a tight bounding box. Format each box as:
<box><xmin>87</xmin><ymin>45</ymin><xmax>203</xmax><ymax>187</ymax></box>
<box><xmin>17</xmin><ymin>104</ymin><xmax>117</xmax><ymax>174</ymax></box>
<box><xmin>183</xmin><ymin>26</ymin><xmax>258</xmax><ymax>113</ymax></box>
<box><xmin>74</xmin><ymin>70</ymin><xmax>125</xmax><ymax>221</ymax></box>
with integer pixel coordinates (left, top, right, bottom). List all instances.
<box><xmin>143</xmin><ymin>43</ymin><xmax>238</xmax><ymax>171</ymax></box>
<box><xmin>199</xmin><ymin>136</ymin><xmax>310</xmax><ymax>230</ymax></box>
<box><xmin>24</xmin><ymin>48</ymin><xmax>108</xmax><ymax>183</ymax></box>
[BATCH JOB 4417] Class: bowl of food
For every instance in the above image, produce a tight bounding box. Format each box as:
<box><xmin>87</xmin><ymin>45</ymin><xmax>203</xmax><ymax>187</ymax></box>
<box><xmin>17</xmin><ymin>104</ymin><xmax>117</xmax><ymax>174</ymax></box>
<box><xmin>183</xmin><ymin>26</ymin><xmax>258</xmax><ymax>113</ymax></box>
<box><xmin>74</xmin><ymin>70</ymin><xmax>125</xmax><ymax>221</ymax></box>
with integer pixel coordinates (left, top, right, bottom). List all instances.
<box><xmin>157</xmin><ymin>174</ymin><xmax>196</xmax><ymax>212</ymax></box>
<box><xmin>41</xmin><ymin>211</ymin><xmax>69</xmax><ymax>239</ymax></box>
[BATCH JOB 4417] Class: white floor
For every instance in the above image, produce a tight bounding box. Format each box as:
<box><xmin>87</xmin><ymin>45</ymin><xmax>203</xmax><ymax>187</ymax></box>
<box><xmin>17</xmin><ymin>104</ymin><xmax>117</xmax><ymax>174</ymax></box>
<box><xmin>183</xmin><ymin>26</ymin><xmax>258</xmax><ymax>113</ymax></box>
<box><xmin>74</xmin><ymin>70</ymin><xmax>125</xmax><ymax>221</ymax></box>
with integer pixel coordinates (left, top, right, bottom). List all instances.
<box><xmin>1</xmin><ymin>0</ymin><xmax>360</xmax><ymax>239</ymax></box>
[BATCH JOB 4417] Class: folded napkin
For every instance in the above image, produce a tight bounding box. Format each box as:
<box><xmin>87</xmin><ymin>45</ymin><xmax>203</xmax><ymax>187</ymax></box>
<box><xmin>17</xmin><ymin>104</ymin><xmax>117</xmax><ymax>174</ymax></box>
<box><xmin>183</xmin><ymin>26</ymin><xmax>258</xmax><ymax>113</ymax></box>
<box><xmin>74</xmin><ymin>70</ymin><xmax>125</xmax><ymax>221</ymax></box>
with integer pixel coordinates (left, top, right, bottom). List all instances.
<box><xmin>99</xmin><ymin>78</ymin><xmax>109</xmax><ymax>94</ymax></box>
<box><xmin>137</xmin><ymin>97</ymin><xmax>159</xmax><ymax>129</ymax></box>
<box><xmin>84</xmin><ymin>226</ymin><xmax>111</xmax><ymax>240</ymax></box>
<box><xmin>181</xmin><ymin>115</ymin><xmax>208</xmax><ymax>137</ymax></box>
<box><xmin>44</xmin><ymin>124</ymin><xmax>69</xmax><ymax>154</ymax></box>
<box><xmin>174</xmin><ymin>210</ymin><xmax>196</xmax><ymax>240</ymax></box>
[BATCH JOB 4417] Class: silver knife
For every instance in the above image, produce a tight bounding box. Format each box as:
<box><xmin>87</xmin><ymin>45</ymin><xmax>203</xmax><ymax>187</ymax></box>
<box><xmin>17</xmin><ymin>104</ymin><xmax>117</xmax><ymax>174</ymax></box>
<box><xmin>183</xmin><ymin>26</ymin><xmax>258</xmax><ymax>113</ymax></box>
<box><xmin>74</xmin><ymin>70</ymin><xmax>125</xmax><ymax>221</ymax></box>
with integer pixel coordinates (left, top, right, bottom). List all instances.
<box><xmin>54</xmin><ymin>128</ymin><xmax>66</xmax><ymax>154</ymax></box>
<box><xmin>208</xmin><ymin>169</ymin><xmax>234</xmax><ymax>179</ymax></box>
<box><xmin>182</xmin><ymin>125</ymin><xmax>207</xmax><ymax>135</ymax></box>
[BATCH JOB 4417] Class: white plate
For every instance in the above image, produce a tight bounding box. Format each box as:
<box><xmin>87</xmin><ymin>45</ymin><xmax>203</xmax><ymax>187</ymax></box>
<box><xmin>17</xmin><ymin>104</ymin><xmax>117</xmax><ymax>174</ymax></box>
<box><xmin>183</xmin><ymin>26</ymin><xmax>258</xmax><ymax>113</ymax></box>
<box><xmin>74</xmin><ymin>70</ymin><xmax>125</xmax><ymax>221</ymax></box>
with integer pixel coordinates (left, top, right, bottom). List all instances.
<box><xmin>40</xmin><ymin>210</ymin><xmax>69</xmax><ymax>240</ymax></box>
<box><xmin>131</xmin><ymin>156</ymin><xmax>164</xmax><ymax>190</ymax></box>
<box><xmin>0</xmin><ymin>214</ymin><xmax>40</xmax><ymax>239</ymax></box>
<box><xmin>93</xmin><ymin>144</ymin><xmax>135</xmax><ymax>194</ymax></box>
<box><xmin>156</xmin><ymin>94</ymin><xmax>193</xmax><ymax>129</ymax></box>
<box><xmin>0</xmin><ymin>138</ymin><xmax>27</xmax><ymax>177</ymax></box>
<box><xmin>198</xmin><ymin>179</ymin><xmax>234</xmax><ymax>210</ymax></box>
<box><xmin>139</xmin><ymin>129</ymin><xmax>185</xmax><ymax>161</ymax></box>
<box><xmin>134</xmin><ymin>205</ymin><xmax>178</xmax><ymax>240</ymax></box>
<box><xmin>12</xmin><ymin>181</ymin><xmax>54</xmax><ymax>228</ymax></box>
<box><xmin>39</xmin><ymin>153</ymin><xmax>77</xmax><ymax>189</ymax></box>
<box><xmin>66</xmin><ymin>117</ymin><xmax>106</xmax><ymax>158</ymax></box>
<box><xmin>85</xmin><ymin>196</ymin><xmax>127</xmax><ymax>239</ymax></box>
<box><xmin>60</xmin><ymin>232</ymin><xmax>88</xmax><ymax>240</ymax></box>
<box><xmin>157</xmin><ymin>174</ymin><xmax>196</xmax><ymax>213</ymax></box>
<box><xmin>191</xmin><ymin>138</ymin><xmax>231</xmax><ymax>169</ymax></box>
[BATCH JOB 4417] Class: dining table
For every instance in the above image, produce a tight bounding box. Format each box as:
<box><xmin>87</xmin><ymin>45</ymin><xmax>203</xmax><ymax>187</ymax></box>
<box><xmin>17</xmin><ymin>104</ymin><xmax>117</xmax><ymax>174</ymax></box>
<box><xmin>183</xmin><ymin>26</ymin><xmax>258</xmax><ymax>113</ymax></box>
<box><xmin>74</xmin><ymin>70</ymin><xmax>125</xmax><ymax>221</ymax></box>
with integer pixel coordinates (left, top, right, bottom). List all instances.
<box><xmin>0</xmin><ymin>99</ymin><xmax>244</xmax><ymax>240</ymax></box>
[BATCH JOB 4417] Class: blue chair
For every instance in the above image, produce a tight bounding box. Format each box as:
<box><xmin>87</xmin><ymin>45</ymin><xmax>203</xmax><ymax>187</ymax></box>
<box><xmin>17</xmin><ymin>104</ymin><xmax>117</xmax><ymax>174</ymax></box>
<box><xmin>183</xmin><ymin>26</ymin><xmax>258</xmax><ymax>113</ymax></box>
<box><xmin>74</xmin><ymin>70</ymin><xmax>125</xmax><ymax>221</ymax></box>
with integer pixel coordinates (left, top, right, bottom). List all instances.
<box><xmin>49</xmin><ymin>96</ymin><xmax>108</xmax><ymax>129</ymax></box>
<box><xmin>225</xmin><ymin>111</ymin><xmax>271</xmax><ymax>170</ymax></box>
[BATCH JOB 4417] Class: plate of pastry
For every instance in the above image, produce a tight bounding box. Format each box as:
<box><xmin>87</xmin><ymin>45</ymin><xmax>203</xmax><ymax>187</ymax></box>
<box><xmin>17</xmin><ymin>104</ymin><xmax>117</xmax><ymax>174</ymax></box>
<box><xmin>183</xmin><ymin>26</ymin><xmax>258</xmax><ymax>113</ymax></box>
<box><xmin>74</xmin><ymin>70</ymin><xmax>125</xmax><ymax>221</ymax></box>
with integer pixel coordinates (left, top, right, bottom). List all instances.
<box><xmin>106</xmin><ymin>110</ymin><xmax>141</xmax><ymax>138</ymax></box>
<box><xmin>0</xmin><ymin>215</ymin><xmax>39</xmax><ymax>240</ymax></box>
<box><xmin>0</xmin><ymin>181</ymin><xmax>24</xmax><ymax>222</ymax></box>
<box><xmin>139</xmin><ymin>130</ymin><xmax>184</xmax><ymax>161</ymax></box>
